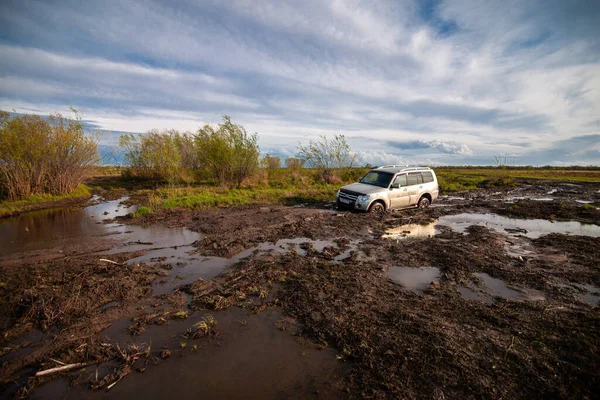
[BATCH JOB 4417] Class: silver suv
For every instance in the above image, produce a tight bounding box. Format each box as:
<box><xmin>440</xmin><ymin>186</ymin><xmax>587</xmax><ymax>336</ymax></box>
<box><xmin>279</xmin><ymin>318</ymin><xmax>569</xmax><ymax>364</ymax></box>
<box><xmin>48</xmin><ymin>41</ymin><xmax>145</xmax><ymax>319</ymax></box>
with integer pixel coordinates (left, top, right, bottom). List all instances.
<box><xmin>336</xmin><ymin>166</ymin><xmax>439</xmax><ymax>213</ymax></box>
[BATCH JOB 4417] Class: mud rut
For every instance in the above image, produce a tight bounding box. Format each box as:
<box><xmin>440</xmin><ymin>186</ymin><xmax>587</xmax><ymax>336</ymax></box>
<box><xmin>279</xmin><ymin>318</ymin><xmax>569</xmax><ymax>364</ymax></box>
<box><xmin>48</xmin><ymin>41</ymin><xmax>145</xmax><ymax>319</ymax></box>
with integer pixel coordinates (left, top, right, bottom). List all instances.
<box><xmin>1</xmin><ymin>180</ymin><xmax>599</xmax><ymax>399</ymax></box>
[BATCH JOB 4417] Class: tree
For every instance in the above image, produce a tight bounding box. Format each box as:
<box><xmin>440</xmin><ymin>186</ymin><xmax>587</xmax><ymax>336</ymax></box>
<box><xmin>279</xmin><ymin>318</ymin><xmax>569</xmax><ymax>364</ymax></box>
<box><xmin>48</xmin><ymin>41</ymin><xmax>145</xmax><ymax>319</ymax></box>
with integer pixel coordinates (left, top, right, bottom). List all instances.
<box><xmin>296</xmin><ymin>134</ymin><xmax>359</xmax><ymax>170</ymax></box>
<box><xmin>195</xmin><ymin>116</ymin><xmax>260</xmax><ymax>187</ymax></box>
<box><xmin>45</xmin><ymin>111</ymin><xmax>99</xmax><ymax>194</ymax></box>
<box><xmin>172</xmin><ymin>131</ymin><xmax>201</xmax><ymax>170</ymax></box>
<box><xmin>285</xmin><ymin>157</ymin><xmax>306</xmax><ymax>169</ymax></box>
<box><xmin>262</xmin><ymin>154</ymin><xmax>282</xmax><ymax>169</ymax></box>
<box><xmin>0</xmin><ymin>109</ymin><xmax>99</xmax><ymax>200</ymax></box>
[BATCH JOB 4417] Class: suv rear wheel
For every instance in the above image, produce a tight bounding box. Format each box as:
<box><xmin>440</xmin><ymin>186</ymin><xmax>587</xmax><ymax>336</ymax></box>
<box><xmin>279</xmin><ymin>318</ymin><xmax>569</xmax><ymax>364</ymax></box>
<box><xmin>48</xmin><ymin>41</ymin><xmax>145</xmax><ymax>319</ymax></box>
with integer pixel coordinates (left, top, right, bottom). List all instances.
<box><xmin>418</xmin><ymin>197</ymin><xmax>430</xmax><ymax>209</ymax></box>
<box><xmin>369</xmin><ymin>202</ymin><xmax>385</xmax><ymax>213</ymax></box>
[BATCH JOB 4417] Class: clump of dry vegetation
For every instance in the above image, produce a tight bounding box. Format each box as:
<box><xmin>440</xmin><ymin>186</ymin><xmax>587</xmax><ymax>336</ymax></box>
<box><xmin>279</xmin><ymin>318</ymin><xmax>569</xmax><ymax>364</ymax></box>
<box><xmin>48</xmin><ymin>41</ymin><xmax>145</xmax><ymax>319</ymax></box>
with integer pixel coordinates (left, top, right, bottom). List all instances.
<box><xmin>0</xmin><ymin>109</ymin><xmax>99</xmax><ymax>200</ymax></box>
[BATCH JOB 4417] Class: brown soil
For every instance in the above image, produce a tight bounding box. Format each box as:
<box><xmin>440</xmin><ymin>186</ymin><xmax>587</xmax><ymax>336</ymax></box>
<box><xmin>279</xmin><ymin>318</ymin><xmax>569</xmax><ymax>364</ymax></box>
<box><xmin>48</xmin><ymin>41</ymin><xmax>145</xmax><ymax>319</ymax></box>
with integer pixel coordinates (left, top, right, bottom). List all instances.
<box><xmin>1</xmin><ymin>179</ymin><xmax>599</xmax><ymax>399</ymax></box>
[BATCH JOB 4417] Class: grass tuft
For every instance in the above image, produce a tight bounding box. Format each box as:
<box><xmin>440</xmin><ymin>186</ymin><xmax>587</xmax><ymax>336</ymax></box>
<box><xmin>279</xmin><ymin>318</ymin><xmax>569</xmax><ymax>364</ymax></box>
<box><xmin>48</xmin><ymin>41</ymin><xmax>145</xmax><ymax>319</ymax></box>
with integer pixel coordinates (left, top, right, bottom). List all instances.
<box><xmin>132</xmin><ymin>206</ymin><xmax>152</xmax><ymax>218</ymax></box>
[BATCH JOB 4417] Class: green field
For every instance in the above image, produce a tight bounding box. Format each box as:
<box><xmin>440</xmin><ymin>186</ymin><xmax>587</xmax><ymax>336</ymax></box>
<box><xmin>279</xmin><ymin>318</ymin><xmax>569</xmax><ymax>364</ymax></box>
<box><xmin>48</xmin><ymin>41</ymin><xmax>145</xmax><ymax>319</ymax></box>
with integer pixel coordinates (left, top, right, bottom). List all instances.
<box><xmin>1</xmin><ymin>167</ymin><xmax>599</xmax><ymax>217</ymax></box>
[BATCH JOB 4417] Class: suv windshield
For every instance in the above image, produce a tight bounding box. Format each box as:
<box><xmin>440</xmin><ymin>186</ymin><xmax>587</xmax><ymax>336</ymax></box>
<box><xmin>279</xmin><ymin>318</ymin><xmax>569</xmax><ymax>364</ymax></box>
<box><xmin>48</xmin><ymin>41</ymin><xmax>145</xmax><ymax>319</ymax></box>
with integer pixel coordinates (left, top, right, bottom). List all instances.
<box><xmin>359</xmin><ymin>171</ymin><xmax>393</xmax><ymax>188</ymax></box>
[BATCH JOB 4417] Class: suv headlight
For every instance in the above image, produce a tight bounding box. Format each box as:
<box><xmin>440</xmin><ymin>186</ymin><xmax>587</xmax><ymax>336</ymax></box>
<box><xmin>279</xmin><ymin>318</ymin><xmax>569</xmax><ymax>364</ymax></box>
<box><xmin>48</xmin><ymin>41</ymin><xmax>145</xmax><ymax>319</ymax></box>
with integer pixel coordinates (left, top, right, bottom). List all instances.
<box><xmin>357</xmin><ymin>194</ymin><xmax>370</xmax><ymax>203</ymax></box>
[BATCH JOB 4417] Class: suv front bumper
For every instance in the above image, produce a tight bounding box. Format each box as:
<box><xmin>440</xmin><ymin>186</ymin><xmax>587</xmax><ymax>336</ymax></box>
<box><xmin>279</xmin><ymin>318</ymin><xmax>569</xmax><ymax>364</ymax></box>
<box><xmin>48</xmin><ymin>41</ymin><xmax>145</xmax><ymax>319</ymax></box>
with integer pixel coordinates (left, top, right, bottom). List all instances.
<box><xmin>336</xmin><ymin>196</ymin><xmax>371</xmax><ymax>211</ymax></box>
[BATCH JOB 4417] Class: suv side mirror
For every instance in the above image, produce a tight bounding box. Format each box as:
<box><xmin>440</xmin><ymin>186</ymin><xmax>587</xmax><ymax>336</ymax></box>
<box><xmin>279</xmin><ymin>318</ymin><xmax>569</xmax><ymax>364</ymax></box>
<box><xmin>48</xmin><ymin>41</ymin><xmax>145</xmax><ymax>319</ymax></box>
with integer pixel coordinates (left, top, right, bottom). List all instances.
<box><xmin>391</xmin><ymin>183</ymin><xmax>400</xmax><ymax>189</ymax></box>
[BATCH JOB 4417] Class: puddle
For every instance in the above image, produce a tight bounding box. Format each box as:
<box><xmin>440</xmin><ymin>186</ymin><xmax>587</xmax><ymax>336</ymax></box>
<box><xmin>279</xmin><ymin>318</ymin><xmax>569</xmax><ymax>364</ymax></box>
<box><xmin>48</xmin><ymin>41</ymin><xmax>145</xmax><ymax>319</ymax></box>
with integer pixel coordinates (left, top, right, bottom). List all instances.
<box><xmin>1</xmin><ymin>197</ymin><xmax>360</xmax><ymax>298</ymax></box>
<box><xmin>382</xmin><ymin>223</ymin><xmax>438</xmax><ymax>240</ymax></box>
<box><xmin>575</xmin><ymin>200</ymin><xmax>593</xmax><ymax>204</ymax></box>
<box><xmin>503</xmin><ymin>238</ymin><xmax>537</xmax><ymax>258</ymax></box>
<box><xmin>333</xmin><ymin>241</ymin><xmax>361</xmax><ymax>262</ymax></box>
<box><xmin>225</xmin><ymin>237</ymin><xmax>360</xmax><ymax>263</ymax></box>
<box><xmin>98</xmin><ymin>301</ymin><xmax>122</xmax><ymax>312</ymax></box>
<box><xmin>576</xmin><ymin>284</ymin><xmax>600</xmax><ymax>306</ymax></box>
<box><xmin>506</xmin><ymin>196</ymin><xmax>554</xmax><ymax>202</ymax></box>
<box><xmin>383</xmin><ymin>213</ymin><xmax>600</xmax><ymax>241</ymax></box>
<box><xmin>556</xmin><ymin>282</ymin><xmax>600</xmax><ymax>306</ymax></box>
<box><xmin>473</xmin><ymin>273</ymin><xmax>521</xmax><ymax>299</ymax></box>
<box><xmin>437</xmin><ymin>213</ymin><xmax>600</xmax><ymax>239</ymax></box>
<box><xmin>0</xmin><ymin>197</ymin><xmax>202</xmax><ymax>259</ymax></box>
<box><xmin>129</xmin><ymin>237</ymin><xmax>359</xmax><ymax>296</ymax></box>
<box><xmin>458</xmin><ymin>286</ymin><xmax>495</xmax><ymax>304</ymax></box>
<box><xmin>388</xmin><ymin>266</ymin><xmax>440</xmax><ymax>294</ymax></box>
<box><xmin>0</xmin><ymin>330</ymin><xmax>48</xmax><ymax>364</ymax></box>
<box><xmin>441</xmin><ymin>196</ymin><xmax>466</xmax><ymax>201</ymax></box>
<box><xmin>33</xmin><ymin>309</ymin><xmax>347</xmax><ymax>400</ymax></box>
<box><xmin>504</xmin><ymin>196</ymin><xmax>527</xmax><ymax>202</ymax></box>
<box><xmin>459</xmin><ymin>273</ymin><xmax>545</xmax><ymax>304</ymax></box>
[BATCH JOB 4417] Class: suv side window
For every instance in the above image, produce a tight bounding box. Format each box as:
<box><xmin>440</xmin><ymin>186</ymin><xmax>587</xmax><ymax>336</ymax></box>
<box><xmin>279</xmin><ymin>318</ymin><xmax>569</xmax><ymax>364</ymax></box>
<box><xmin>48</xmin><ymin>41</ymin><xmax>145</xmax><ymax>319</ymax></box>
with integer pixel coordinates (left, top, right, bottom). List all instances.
<box><xmin>422</xmin><ymin>171</ymin><xmax>434</xmax><ymax>183</ymax></box>
<box><xmin>407</xmin><ymin>172</ymin><xmax>423</xmax><ymax>186</ymax></box>
<box><xmin>393</xmin><ymin>174</ymin><xmax>407</xmax><ymax>187</ymax></box>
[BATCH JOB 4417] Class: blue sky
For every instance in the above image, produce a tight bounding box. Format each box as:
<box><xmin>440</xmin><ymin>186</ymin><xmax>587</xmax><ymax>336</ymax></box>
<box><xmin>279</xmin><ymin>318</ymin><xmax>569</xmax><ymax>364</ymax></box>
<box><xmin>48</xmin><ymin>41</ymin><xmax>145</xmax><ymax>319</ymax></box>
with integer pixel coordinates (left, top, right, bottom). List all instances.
<box><xmin>1</xmin><ymin>0</ymin><xmax>599</xmax><ymax>166</ymax></box>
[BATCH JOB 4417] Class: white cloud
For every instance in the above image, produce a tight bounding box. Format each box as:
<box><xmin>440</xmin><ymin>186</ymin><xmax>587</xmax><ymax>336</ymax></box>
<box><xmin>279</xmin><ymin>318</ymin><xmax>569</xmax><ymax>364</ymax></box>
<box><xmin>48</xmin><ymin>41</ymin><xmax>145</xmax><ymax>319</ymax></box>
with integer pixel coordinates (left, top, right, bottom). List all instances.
<box><xmin>0</xmin><ymin>0</ymin><xmax>599</xmax><ymax>165</ymax></box>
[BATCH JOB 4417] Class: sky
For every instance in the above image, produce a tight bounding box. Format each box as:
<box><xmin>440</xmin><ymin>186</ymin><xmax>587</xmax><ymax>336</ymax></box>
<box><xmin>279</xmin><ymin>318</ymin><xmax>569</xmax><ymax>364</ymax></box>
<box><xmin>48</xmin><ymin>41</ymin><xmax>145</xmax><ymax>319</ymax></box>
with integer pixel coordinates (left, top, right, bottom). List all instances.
<box><xmin>1</xmin><ymin>0</ymin><xmax>599</xmax><ymax>166</ymax></box>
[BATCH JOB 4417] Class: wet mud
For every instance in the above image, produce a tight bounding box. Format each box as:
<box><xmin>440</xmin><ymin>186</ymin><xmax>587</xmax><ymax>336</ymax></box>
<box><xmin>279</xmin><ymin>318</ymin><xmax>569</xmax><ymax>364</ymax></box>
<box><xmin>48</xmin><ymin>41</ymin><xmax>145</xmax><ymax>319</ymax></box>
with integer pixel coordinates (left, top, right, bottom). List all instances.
<box><xmin>1</xmin><ymin>179</ymin><xmax>600</xmax><ymax>399</ymax></box>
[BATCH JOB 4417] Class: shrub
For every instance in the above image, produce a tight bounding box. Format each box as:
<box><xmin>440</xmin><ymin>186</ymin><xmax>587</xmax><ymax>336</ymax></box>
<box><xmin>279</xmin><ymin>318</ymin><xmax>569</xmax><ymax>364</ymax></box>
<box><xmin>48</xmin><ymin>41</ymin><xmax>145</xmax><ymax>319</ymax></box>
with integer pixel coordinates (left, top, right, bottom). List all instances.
<box><xmin>119</xmin><ymin>130</ymin><xmax>189</xmax><ymax>182</ymax></box>
<box><xmin>262</xmin><ymin>154</ymin><xmax>281</xmax><ymax>169</ymax></box>
<box><xmin>195</xmin><ymin>116</ymin><xmax>260</xmax><ymax>187</ymax></box>
<box><xmin>296</xmin><ymin>135</ymin><xmax>359</xmax><ymax>170</ymax></box>
<box><xmin>0</xmin><ymin>109</ymin><xmax>99</xmax><ymax>200</ymax></box>
<box><xmin>285</xmin><ymin>157</ymin><xmax>306</xmax><ymax>169</ymax></box>
<box><xmin>296</xmin><ymin>135</ymin><xmax>359</xmax><ymax>182</ymax></box>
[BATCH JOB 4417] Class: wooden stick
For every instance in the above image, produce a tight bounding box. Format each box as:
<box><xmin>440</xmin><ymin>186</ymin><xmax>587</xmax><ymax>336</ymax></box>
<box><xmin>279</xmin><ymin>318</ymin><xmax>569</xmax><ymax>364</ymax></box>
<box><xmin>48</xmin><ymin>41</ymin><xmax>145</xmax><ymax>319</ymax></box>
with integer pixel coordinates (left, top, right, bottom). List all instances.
<box><xmin>106</xmin><ymin>378</ymin><xmax>122</xmax><ymax>390</ymax></box>
<box><xmin>35</xmin><ymin>362</ymin><xmax>89</xmax><ymax>377</ymax></box>
<box><xmin>99</xmin><ymin>259</ymin><xmax>120</xmax><ymax>265</ymax></box>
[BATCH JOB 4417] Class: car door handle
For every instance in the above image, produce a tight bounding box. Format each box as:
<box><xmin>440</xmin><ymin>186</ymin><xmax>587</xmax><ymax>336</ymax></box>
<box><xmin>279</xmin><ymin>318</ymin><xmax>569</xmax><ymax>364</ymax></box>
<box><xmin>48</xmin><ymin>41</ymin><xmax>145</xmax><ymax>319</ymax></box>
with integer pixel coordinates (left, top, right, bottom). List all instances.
<box><xmin>419</xmin><ymin>186</ymin><xmax>422</xmax><ymax>189</ymax></box>
<box><xmin>402</xmin><ymin>188</ymin><xmax>407</xmax><ymax>192</ymax></box>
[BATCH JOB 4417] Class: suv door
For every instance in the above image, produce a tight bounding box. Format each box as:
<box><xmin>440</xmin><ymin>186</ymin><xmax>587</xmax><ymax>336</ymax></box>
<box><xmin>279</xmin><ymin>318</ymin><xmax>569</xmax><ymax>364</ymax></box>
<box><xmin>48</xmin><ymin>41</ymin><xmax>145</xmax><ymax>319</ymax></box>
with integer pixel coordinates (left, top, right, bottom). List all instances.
<box><xmin>389</xmin><ymin>174</ymin><xmax>410</xmax><ymax>209</ymax></box>
<box><xmin>406</xmin><ymin>172</ymin><xmax>424</xmax><ymax>205</ymax></box>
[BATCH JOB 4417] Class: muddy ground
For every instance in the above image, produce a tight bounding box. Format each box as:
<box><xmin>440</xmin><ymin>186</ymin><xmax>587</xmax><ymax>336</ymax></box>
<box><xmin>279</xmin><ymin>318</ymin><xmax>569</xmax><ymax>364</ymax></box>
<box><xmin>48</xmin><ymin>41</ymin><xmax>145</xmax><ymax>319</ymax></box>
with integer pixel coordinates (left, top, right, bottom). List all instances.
<box><xmin>1</xmin><ymin>179</ymin><xmax>599</xmax><ymax>399</ymax></box>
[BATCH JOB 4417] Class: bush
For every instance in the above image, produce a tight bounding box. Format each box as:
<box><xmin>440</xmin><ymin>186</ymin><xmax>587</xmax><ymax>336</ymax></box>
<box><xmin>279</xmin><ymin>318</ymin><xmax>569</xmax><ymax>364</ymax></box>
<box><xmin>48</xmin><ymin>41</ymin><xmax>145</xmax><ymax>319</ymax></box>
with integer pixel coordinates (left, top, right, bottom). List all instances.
<box><xmin>262</xmin><ymin>154</ymin><xmax>281</xmax><ymax>169</ymax></box>
<box><xmin>0</xmin><ymin>109</ymin><xmax>99</xmax><ymax>200</ymax></box>
<box><xmin>285</xmin><ymin>157</ymin><xmax>306</xmax><ymax>169</ymax></box>
<box><xmin>119</xmin><ymin>130</ymin><xmax>191</xmax><ymax>182</ymax></box>
<box><xmin>296</xmin><ymin>135</ymin><xmax>359</xmax><ymax>170</ymax></box>
<box><xmin>195</xmin><ymin>116</ymin><xmax>260</xmax><ymax>187</ymax></box>
<box><xmin>296</xmin><ymin>135</ymin><xmax>359</xmax><ymax>183</ymax></box>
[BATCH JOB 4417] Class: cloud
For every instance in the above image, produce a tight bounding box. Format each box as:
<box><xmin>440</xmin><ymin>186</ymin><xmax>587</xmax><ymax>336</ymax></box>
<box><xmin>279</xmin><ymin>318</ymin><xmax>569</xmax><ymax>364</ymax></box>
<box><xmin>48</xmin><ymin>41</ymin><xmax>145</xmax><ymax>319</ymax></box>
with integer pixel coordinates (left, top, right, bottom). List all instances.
<box><xmin>0</xmin><ymin>0</ymin><xmax>599</xmax><ymax>165</ymax></box>
<box><xmin>387</xmin><ymin>139</ymin><xmax>472</xmax><ymax>155</ymax></box>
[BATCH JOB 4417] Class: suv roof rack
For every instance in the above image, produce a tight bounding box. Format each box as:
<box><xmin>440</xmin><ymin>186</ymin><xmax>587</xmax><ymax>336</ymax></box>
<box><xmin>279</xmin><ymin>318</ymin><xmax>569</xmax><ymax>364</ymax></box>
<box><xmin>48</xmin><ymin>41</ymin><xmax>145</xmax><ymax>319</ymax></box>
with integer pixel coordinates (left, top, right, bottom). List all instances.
<box><xmin>376</xmin><ymin>165</ymin><xmax>431</xmax><ymax>171</ymax></box>
<box><xmin>377</xmin><ymin>165</ymin><xmax>405</xmax><ymax>169</ymax></box>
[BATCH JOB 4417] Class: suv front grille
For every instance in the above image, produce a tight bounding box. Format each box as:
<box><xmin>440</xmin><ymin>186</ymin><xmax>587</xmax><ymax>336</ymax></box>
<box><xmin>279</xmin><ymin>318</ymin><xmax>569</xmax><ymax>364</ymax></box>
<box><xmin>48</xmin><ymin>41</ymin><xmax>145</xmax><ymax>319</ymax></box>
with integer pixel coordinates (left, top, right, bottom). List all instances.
<box><xmin>339</xmin><ymin>190</ymin><xmax>358</xmax><ymax>202</ymax></box>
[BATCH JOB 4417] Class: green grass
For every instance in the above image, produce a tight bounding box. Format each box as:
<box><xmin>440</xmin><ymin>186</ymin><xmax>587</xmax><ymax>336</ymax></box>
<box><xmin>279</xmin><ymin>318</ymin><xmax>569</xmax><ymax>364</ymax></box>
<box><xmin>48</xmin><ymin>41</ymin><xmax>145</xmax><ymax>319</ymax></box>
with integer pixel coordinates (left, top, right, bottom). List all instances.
<box><xmin>434</xmin><ymin>167</ymin><xmax>600</xmax><ymax>192</ymax></box>
<box><xmin>132</xmin><ymin>206</ymin><xmax>152</xmax><ymax>218</ymax></box>
<box><xmin>123</xmin><ymin>167</ymin><xmax>600</xmax><ymax>209</ymax></box>
<box><xmin>2</xmin><ymin>167</ymin><xmax>599</xmax><ymax>216</ymax></box>
<box><xmin>146</xmin><ymin>184</ymin><xmax>340</xmax><ymax>210</ymax></box>
<box><xmin>0</xmin><ymin>184</ymin><xmax>92</xmax><ymax>218</ymax></box>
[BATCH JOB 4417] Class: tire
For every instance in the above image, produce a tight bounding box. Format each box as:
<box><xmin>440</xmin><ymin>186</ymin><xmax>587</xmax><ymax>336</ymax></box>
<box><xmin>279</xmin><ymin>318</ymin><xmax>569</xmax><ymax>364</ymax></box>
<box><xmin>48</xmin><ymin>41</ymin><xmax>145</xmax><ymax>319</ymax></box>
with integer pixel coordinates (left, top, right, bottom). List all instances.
<box><xmin>369</xmin><ymin>202</ymin><xmax>385</xmax><ymax>214</ymax></box>
<box><xmin>418</xmin><ymin>197</ymin><xmax>430</xmax><ymax>209</ymax></box>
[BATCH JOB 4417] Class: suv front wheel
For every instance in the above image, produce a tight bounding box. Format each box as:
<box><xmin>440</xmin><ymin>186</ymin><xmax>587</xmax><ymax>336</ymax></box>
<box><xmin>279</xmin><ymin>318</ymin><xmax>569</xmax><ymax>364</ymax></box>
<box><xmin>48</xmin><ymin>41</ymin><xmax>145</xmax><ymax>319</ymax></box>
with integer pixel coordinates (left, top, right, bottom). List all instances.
<box><xmin>369</xmin><ymin>202</ymin><xmax>385</xmax><ymax>213</ymax></box>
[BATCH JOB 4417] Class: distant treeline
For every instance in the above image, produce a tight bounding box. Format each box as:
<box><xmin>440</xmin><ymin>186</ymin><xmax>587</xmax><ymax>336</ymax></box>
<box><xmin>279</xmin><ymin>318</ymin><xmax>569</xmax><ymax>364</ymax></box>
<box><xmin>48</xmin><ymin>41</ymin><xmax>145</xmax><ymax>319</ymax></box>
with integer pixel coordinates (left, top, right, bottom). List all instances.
<box><xmin>118</xmin><ymin>116</ymin><xmax>358</xmax><ymax>187</ymax></box>
<box><xmin>0</xmin><ymin>110</ymin><xmax>99</xmax><ymax>201</ymax></box>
